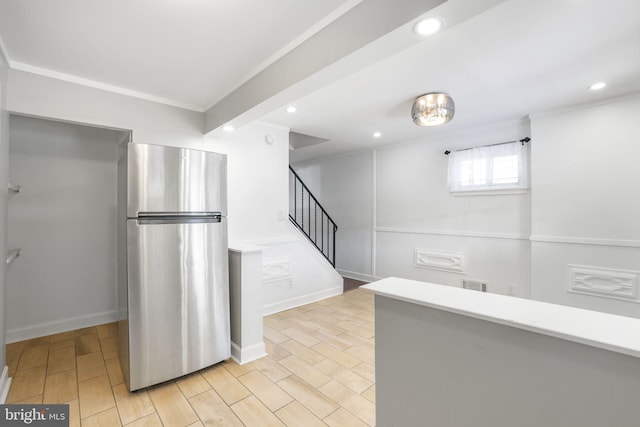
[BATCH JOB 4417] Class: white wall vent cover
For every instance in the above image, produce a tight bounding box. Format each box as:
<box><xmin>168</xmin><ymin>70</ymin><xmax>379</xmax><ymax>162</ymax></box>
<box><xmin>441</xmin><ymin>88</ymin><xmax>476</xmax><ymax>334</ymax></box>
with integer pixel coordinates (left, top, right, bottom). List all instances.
<box><xmin>414</xmin><ymin>249</ymin><xmax>465</xmax><ymax>274</ymax></box>
<box><xmin>462</xmin><ymin>279</ymin><xmax>487</xmax><ymax>292</ymax></box>
<box><xmin>262</xmin><ymin>257</ymin><xmax>292</xmax><ymax>283</ymax></box>
<box><xmin>568</xmin><ymin>264</ymin><xmax>639</xmax><ymax>302</ymax></box>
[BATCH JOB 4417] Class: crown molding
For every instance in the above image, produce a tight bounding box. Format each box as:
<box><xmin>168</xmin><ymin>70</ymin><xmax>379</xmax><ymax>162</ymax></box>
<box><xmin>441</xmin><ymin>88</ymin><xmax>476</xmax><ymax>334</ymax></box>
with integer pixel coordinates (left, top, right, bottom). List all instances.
<box><xmin>0</xmin><ymin>34</ymin><xmax>10</xmax><ymax>66</ymax></box>
<box><xmin>528</xmin><ymin>91</ymin><xmax>640</xmax><ymax>120</ymax></box>
<box><xmin>11</xmin><ymin>61</ymin><xmax>204</xmax><ymax>112</ymax></box>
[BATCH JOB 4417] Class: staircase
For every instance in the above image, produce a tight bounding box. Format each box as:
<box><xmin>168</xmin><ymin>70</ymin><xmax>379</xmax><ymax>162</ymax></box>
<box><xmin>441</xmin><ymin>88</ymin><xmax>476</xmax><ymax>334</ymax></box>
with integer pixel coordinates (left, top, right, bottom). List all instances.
<box><xmin>289</xmin><ymin>166</ymin><xmax>337</xmax><ymax>267</ymax></box>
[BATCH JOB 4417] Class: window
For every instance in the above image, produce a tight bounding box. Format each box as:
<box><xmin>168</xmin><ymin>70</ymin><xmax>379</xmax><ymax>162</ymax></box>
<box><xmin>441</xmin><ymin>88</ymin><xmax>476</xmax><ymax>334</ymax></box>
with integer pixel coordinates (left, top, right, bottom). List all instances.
<box><xmin>447</xmin><ymin>141</ymin><xmax>528</xmax><ymax>194</ymax></box>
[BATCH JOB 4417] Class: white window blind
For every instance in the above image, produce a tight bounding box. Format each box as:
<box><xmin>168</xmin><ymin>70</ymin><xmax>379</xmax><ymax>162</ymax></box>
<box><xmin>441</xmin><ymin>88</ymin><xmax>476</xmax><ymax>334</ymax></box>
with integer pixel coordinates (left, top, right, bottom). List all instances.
<box><xmin>447</xmin><ymin>141</ymin><xmax>528</xmax><ymax>193</ymax></box>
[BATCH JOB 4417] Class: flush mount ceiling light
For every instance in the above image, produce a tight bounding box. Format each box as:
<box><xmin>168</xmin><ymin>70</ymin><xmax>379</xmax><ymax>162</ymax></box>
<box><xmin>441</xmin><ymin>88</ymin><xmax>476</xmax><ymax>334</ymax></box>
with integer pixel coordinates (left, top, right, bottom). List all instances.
<box><xmin>286</xmin><ymin>106</ymin><xmax>297</xmax><ymax>113</ymax></box>
<box><xmin>589</xmin><ymin>82</ymin><xmax>606</xmax><ymax>90</ymax></box>
<box><xmin>413</xmin><ymin>17</ymin><xmax>442</xmax><ymax>36</ymax></box>
<box><xmin>411</xmin><ymin>93</ymin><xmax>455</xmax><ymax>126</ymax></box>
<box><xmin>222</xmin><ymin>125</ymin><xmax>234</xmax><ymax>132</ymax></box>
<box><xmin>373</xmin><ymin>132</ymin><xmax>382</xmax><ymax>138</ymax></box>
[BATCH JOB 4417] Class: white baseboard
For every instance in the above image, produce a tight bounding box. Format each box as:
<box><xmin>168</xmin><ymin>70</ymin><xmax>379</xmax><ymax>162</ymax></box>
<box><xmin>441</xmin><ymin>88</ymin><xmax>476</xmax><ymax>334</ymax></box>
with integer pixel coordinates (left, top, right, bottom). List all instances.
<box><xmin>6</xmin><ymin>310</ymin><xmax>117</xmax><ymax>343</ymax></box>
<box><xmin>230</xmin><ymin>341</ymin><xmax>267</xmax><ymax>365</ymax></box>
<box><xmin>0</xmin><ymin>366</ymin><xmax>12</xmax><ymax>403</ymax></box>
<box><xmin>263</xmin><ymin>286</ymin><xmax>343</xmax><ymax>316</ymax></box>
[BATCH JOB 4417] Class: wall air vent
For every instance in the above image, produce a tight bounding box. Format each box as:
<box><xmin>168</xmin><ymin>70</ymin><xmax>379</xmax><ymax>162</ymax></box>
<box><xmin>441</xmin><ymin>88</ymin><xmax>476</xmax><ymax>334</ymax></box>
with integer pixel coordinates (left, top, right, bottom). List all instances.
<box><xmin>462</xmin><ymin>279</ymin><xmax>487</xmax><ymax>292</ymax></box>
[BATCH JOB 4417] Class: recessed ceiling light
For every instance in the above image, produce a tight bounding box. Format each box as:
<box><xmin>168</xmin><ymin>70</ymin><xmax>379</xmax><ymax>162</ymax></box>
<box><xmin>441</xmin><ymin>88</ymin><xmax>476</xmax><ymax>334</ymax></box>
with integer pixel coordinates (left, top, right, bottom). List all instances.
<box><xmin>222</xmin><ymin>125</ymin><xmax>234</xmax><ymax>132</ymax></box>
<box><xmin>373</xmin><ymin>132</ymin><xmax>382</xmax><ymax>138</ymax></box>
<box><xmin>589</xmin><ymin>82</ymin><xmax>606</xmax><ymax>90</ymax></box>
<box><xmin>286</xmin><ymin>106</ymin><xmax>297</xmax><ymax>113</ymax></box>
<box><xmin>413</xmin><ymin>17</ymin><xmax>442</xmax><ymax>36</ymax></box>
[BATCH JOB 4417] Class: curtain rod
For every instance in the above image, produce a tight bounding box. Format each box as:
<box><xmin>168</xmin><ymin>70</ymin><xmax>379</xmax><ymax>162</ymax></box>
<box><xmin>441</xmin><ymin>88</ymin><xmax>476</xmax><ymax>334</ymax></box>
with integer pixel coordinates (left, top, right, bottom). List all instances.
<box><xmin>444</xmin><ymin>137</ymin><xmax>530</xmax><ymax>155</ymax></box>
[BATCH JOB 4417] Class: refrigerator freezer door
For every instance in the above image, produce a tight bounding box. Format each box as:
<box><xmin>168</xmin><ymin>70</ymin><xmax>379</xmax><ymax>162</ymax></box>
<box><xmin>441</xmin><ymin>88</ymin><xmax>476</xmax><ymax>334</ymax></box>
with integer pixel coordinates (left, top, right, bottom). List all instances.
<box><xmin>127</xmin><ymin>143</ymin><xmax>227</xmax><ymax>217</ymax></box>
<box><xmin>126</xmin><ymin>218</ymin><xmax>230</xmax><ymax>391</ymax></box>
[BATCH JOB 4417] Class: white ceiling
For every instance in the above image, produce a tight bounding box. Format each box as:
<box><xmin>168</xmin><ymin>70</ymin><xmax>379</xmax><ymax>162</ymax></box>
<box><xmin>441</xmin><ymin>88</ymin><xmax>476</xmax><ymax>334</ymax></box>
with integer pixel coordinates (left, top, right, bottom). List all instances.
<box><xmin>1</xmin><ymin>0</ymin><xmax>639</xmax><ymax>162</ymax></box>
<box><xmin>0</xmin><ymin>0</ymin><xmax>360</xmax><ymax>110</ymax></box>
<box><xmin>267</xmin><ymin>0</ymin><xmax>640</xmax><ymax>162</ymax></box>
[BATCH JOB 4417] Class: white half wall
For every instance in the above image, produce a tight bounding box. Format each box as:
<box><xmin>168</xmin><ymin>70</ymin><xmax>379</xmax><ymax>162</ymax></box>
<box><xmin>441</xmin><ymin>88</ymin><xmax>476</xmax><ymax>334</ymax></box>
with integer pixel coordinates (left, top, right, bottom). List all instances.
<box><xmin>373</xmin><ymin>288</ymin><xmax>640</xmax><ymax>427</ymax></box>
<box><xmin>530</xmin><ymin>94</ymin><xmax>640</xmax><ymax>317</ymax></box>
<box><xmin>228</xmin><ymin>244</ymin><xmax>267</xmax><ymax>364</ymax></box>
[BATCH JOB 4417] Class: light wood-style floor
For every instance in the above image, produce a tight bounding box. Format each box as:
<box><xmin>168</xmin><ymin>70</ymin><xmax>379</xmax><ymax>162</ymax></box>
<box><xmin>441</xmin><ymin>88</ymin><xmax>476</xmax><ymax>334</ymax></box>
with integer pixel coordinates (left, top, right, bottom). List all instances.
<box><xmin>5</xmin><ymin>287</ymin><xmax>375</xmax><ymax>426</ymax></box>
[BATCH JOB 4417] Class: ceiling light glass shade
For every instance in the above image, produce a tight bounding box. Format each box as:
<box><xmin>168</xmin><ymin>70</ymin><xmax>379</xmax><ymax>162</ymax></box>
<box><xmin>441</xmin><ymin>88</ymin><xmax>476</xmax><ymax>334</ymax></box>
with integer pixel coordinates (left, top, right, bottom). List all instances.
<box><xmin>411</xmin><ymin>93</ymin><xmax>455</xmax><ymax>126</ymax></box>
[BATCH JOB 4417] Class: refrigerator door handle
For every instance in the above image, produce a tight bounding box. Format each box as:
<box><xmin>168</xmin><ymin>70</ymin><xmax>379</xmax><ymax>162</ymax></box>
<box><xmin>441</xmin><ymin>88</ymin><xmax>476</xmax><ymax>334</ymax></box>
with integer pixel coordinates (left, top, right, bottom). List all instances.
<box><xmin>137</xmin><ymin>211</ymin><xmax>221</xmax><ymax>218</ymax></box>
<box><xmin>136</xmin><ymin>215</ymin><xmax>222</xmax><ymax>225</ymax></box>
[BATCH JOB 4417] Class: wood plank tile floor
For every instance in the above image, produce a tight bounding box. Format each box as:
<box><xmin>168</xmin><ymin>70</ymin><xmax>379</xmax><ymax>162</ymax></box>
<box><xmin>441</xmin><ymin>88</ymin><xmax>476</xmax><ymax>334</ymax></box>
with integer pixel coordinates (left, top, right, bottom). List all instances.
<box><xmin>5</xmin><ymin>287</ymin><xmax>375</xmax><ymax>426</ymax></box>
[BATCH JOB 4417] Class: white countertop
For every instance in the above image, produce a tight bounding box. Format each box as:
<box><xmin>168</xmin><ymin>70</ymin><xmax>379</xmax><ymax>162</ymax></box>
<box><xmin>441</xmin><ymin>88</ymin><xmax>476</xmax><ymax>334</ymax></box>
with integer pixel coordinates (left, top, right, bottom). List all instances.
<box><xmin>228</xmin><ymin>243</ymin><xmax>267</xmax><ymax>253</ymax></box>
<box><xmin>362</xmin><ymin>277</ymin><xmax>640</xmax><ymax>359</ymax></box>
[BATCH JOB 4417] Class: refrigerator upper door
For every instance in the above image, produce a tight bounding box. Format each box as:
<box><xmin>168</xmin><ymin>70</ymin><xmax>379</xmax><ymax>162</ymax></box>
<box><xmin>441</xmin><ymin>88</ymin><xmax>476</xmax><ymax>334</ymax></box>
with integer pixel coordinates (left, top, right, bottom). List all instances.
<box><xmin>127</xmin><ymin>143</ymin><xmax>227</xmax><ymax>217</ymax></box>
<box><xmin>127</xmin><ymin>218</ymin><xmax>230</xmax><ymax>390</ymax></box>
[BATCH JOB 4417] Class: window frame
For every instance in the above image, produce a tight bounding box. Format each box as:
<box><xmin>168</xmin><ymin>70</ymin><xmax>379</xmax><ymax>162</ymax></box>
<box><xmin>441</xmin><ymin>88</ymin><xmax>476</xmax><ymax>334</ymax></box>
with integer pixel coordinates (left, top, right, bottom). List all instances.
<box><xmin>447</xmin><ymin>141</ymin><xmax>529</xmax><ymax>196</ymax></box>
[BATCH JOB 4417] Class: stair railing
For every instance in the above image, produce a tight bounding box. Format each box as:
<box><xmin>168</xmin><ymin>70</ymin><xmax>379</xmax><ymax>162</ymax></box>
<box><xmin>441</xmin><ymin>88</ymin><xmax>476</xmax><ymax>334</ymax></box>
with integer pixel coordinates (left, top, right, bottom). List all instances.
<box><xmin>289</xmin><ymin>166</ymin><xmax>337</xmax><ymax>266</ymax></box>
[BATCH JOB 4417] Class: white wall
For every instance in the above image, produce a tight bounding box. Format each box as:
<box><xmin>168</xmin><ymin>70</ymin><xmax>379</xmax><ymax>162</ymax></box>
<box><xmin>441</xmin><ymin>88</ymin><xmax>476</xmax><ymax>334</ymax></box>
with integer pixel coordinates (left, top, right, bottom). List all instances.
<box><xmin>7</xmin><ymin>116</ymin><xmax>126</xmax><ymax>342</ymax></box>
<box><xmin>8</xmin><ymin>69</ymin><xmax>204</xmax><ymax>149</ymax></box>
<box><xmin>375</xmin><ymin>122</ymin><xmax>531</xmax><ymax>296</ymax></box>
<box><xmin>294</xmin><ymin>151</ymin><xmax>374</xmax><ymax>281</ymax></box>
<box><xmin>204</xmin><ymin>122</ymin><xmax>291</xmax><ymax>243</ymax></box>
<box><xmin>294</xmin><ymin>96</ymin><xmax>640</xmax><ymax>318</ymax></box>
<box><xmin>259</xmin><ymin>224</ymin><xmax>343</xmax><ymax>315</ymax></box>
<box><xmin>205</xmin><ymin>124</ymin><xmax>343</xmax><ymax>313</ymax></box>
<box><xmin>530</xmin><ymin>94</ymin><xmax>640</xmax><ymax>317</ymax></box>
<box><xmin>293</xmin><ymin>120</ymin><xmax>532</xmax><ymax>296</ymax></box>
<box><xmin>0</xmin><ymin>42</ymin><xmax>10</xmax><ymax>384</ymax></box>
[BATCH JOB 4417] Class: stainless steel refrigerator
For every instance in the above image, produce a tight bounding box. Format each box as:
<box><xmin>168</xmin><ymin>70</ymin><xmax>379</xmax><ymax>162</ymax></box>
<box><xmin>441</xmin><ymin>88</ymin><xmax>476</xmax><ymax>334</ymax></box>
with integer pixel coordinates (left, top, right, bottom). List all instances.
<box><xmin>117</xmin><ymin>142</ymin><xmax>230</xmax><ymax>391</ymax></box>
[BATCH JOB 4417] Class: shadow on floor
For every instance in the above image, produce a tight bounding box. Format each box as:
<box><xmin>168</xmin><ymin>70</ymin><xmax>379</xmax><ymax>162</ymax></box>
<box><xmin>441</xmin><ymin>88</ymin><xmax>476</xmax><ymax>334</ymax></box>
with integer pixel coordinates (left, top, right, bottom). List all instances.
<box><xmin>343</xmin><ymin>277</ymin><xmax>368</xmax><ymax>292</ymax></box>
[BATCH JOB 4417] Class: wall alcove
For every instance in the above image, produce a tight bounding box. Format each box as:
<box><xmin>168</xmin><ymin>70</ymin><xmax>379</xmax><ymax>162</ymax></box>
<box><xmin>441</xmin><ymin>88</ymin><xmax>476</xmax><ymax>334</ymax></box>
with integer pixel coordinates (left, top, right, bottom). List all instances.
<box><xmin>6</xmin><ymin>115</ymin><xmax>129</xmax><ymax>342</ymax></box>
